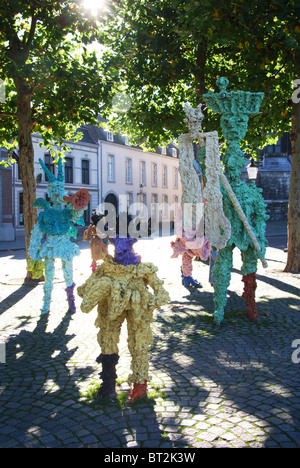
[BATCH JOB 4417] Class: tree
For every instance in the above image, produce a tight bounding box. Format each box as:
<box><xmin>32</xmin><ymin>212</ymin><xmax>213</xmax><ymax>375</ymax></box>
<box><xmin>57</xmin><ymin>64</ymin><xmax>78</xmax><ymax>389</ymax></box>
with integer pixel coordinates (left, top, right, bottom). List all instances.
<box><xmin>98</xmin><ymin>0</ymin><xmax>290</xmax><ymax>149</ymax></box>
<box><xmin>213</xmin><ymin>0</ymin><xmax>300</xmax><ymax>273</ymax></box>
<box><xmin>0</xmin><ymin>0</ymin><xmax>110</xmax><ymax>280</ymax></box>
<box><xmin>98</xmin><ymin>0</ymin><xmax>300</xmax><ymax>272</ymax></box>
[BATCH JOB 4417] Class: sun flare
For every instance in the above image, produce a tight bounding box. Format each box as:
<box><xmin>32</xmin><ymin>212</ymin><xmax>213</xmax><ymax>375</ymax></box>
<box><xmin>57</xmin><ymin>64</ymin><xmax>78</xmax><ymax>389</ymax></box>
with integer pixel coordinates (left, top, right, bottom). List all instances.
<box><xmin>83</xmin><ymin>0</ymin><xmax>106</xmax><ymax>15</ymax></box>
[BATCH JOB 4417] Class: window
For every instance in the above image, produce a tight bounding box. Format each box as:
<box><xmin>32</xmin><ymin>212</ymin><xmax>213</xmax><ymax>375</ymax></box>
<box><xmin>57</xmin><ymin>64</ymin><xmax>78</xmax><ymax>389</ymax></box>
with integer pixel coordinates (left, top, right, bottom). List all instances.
<box><xmin>107</xmin><ymin>154</ymin><xmax>115</xmax><ymax>182</ymax></box>
<box><xmin>151</xmin><ymin>194</ymin><xmax>158</xmax><ymax>220</ymax></box>
<box><xmin>126</xmin><ymin>158</ymin><xmax>133</xmax><ymax>184</ymax></box>
<box><xmin>139</xmin><ymin>192</ymin><xmax>147</xmax><ymax>217</ymax></box>
<box><xmin>162</xmin><ymin>165</ymin><xmax>168</xmax><ymax>187</ymax></box>
<box><xmin>127</xmin><ymin>192</ymin><xmax>133</xmax><ymax>209</ymax></box>
<box><xmin>107</xmin><ymin>131</ymin><xmax>114</xmax><ymax>142</ymax></box>
<box><xmin>173</xmin><ymin>167</ymin><xmax>178</xmax><ymax>188</ymax></box>
<box><xmin>140</xmin><ymin>161</ymin><xmax>146</xmax><ymax>186</ymax></box>
<box><xmin>82</xmin><ymin>159</ymin><xmax>90</xmax><ymax>185</ymax></box>
<box><xmin>152</xmin><ymin>163</ymin><xmax>157</xmax><ymax>187</ymax></box>
<box><xmin>162</xmin><ymin>195</ymin><xmax>168</xmax><ymax>218</ymax></box>
<box><xmin>64</xmin><ymin>157</ymin><xmax>73</xmax><ymax>184</ymax></box>
<box><xmin>161</xmin><ymin>147</ymin><xmax>167</xmax><ymax>155</ymax></box>
<box><xmin>19</xmin><ymin>192</ymin><xmax>24</xmax><ymax>225</ymax></box>
<box><xmin>83</xmin><ymin>201</ymin><xmax>90</xmax><ymax>225</ymax></box>
<box><xmin>171</xmin><ymin>148</ymin><xmax>177</xmax><ymax>158</ymax></box>
<box><xmin>266</xmin><ymin>138</ymin><xmax>281</xmax><ymax>156</ymax></box>
<box><xmin>174</xmin><ymin>196</ymin><xmax>179</xmax><ymax>217</ymax></box>
<box><xmin>44</xmin><ymin>153</ymin><xmax>55</xmax><ymax>182</ymax></box>
<box><xmin>125</xmin><ymin>136</ymin><xmax>131</xmax><ymax>146</ymax></box>
<box><xmin>281</xmin><ymin>133</ymin><xmax>292</xmax><ymax>155</ymax></box>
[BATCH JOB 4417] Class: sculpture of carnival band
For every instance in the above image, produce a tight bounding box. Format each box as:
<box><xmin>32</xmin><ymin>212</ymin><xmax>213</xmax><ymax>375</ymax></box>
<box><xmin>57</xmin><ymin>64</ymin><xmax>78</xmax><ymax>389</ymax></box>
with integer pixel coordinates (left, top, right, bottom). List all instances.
<box><xmin>177</xmin><ymin>78</ymin><xmax>268</xmax><ymax>325</ymax></box>
<box><xmin>28</xmin><ymin>157</ymin><xmax>90</xmax><ymax>315</ymax></box>
<box><xmin>202</xmin><ymin>78</ymin><xmax>268</xmax><ymax>325</ymax></box>
<box><xmin>77</xmin><ymin>214</ymin><xmax>170</xmax><ymax>403</ymax></box>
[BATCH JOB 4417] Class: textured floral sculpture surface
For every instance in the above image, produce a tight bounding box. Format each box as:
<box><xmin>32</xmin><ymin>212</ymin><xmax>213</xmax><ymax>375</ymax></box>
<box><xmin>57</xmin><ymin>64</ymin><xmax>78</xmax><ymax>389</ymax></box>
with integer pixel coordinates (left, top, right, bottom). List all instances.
<box><xmin>28</xmin><ymin>157</ymin><xmax>89</xmax><ymax>314</ymax></box>
<box><xmin>172</xmin><ymin>103</ymin><xmax>211</xmax><ymax>289</ymax></box>
<box><xmin>78</xmin><ymin>215</ymin><xmax>170</xmax><ymax>402</ymax></box>
<box><xmin>83</xmin><ymin>212</ymin><xmax>109</xmax><ymax>273</ymax></box>
<box><xmin>202</xmin><ymin>78</ymin><xmax>269</xmax><ymax>325</ymax></box>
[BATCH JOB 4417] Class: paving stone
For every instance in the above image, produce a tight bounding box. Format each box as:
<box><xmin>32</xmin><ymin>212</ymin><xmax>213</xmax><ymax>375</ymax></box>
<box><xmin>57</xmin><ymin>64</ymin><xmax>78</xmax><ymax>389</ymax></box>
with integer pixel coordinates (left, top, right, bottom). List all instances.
<box><xmin>0</xmin><ymin>240</ymin><xmax>299</xmax><ymax>448</ymax></box>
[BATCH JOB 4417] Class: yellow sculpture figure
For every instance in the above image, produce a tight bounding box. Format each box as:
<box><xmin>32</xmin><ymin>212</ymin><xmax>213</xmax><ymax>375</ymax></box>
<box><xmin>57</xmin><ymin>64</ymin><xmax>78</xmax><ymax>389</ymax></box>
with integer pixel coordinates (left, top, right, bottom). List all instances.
<box><xmin>77</xmin><ymin>214</ymin><xmax>170</xmax><ymax>402</ymax></box>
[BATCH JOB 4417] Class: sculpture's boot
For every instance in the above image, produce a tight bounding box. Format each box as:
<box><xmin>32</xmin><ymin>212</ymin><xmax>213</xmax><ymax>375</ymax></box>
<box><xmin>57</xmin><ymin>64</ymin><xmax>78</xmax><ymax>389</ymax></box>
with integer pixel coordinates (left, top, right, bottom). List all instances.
<box><xmin>242</xmin><ymin>272</ymin><xmax>258</xmax><ymax>321</ymax></box>
<box><xmin>96</xmin><ymin>353</ymin><xmax>119</xmax><ymax>399</ymax></box>
<box><xmin>130</xmin><ymin>380</ymin><xmax>148</xmax><ymax>403</ymax></box>
<box><xmin>91</xmin><ymin>263</ymin><xmax>97</xmax><ymax>273</ymax></box>
<box><xmin>66</xmin><ymin>282</ymin><xmax>76</xmax><ymax>313</ymax></box>
<box><xmin>181</xmin><ymin>268</ymin><xmax>202</xmax><ymax>289</ymax></box>
<box><xmin>41</xmin><ymin>295</ymin><xmax>51</xmax><ymax>315</ymax></box>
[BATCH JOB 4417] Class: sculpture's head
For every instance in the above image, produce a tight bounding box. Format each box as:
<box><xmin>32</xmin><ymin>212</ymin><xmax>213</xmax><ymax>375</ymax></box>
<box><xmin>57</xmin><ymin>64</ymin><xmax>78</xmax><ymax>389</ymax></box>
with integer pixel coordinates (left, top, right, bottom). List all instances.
<box><xmin>183</xmin><ymin>102</ymin><xmax>204</xmax><ymax>138</ymax></box>
<box><xmin>39</xmin><ymin>157</ymin><xmax>67</xmax><ymax>205</ymax></box>
<box><xmin>220</xmin><ymin>114</ymin><xmax>249</xmax><ymax>143</ymax></box>
<box><xmin>203</xmin><ymin>77</ymin><xmax>264</xmax><ymax>144</ymax></box>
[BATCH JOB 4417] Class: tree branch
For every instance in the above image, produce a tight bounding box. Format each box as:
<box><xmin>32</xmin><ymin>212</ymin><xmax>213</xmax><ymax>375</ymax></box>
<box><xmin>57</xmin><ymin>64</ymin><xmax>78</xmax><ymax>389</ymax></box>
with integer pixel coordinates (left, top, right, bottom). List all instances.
<box><xmin>22</xmin><ymin>10</ymin><xmax>38</xmax><ymax>61</ymax></box>
<box><xmin>0</xmin><ymin>112</ymin><xmax>17</xmax><ymax>118</ymax></box>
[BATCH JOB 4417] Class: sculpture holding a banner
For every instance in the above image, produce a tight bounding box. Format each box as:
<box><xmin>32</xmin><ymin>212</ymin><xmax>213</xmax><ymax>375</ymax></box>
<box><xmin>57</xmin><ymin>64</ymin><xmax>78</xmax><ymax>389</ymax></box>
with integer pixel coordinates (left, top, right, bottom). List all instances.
<box><xmin>177</xmin><ymin>78</ymin><xmax>268</xmax><ymax>325</ymax></box>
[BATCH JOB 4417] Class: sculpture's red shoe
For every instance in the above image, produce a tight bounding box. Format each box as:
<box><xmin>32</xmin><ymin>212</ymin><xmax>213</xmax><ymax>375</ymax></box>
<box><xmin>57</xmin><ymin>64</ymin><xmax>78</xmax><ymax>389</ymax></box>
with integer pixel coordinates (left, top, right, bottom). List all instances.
<box><xmin>129</xmin><ymin>380</ymin><xmax>147</xmax><ymax>403</ymax></box>
<box><xmin>242</xmin><ymin>272</ymin><xmax>258</xmax><ymax>321</ymax></box>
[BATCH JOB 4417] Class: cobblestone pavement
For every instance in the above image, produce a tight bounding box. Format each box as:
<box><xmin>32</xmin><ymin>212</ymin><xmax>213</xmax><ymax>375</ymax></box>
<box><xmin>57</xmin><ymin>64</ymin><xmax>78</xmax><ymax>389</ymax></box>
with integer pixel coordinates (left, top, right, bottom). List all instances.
<box><xmin>0</xmin><ymin>235</ymin><xmax>299</xmax><ymax>449</ymax></box>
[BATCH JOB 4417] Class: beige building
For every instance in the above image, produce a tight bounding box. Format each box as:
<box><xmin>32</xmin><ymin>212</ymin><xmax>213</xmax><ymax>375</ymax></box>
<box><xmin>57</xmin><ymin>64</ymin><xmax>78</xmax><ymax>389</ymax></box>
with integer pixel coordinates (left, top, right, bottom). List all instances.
<box><xmin>9</xmin><ymin>123</ymin><xmax>181</xmax><ymax>240</ymax></box>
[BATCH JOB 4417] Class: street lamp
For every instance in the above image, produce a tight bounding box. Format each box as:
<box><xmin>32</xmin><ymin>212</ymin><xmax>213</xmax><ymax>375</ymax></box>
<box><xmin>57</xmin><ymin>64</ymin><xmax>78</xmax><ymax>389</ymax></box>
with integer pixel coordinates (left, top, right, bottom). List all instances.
<box><xmin>247</xmin><ymin>158</ymin><xmax>258</xmax><ymax>182</ymax></box>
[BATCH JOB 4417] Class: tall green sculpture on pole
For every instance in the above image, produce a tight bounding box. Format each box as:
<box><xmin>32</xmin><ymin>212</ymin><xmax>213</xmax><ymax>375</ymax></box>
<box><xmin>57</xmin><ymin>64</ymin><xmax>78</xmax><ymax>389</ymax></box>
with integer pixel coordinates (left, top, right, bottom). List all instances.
<box><xmin>201</xmin><ymin>78</ymin><xmax>269</xmax><ymax>325</ymax></box>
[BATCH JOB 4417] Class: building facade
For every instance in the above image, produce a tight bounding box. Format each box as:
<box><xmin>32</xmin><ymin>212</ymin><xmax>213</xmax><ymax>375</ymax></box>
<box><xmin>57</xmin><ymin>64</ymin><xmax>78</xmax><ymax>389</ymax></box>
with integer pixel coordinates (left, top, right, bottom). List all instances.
<box><xmin>95</xmin><ymin>130</ymin><xmax>181</xmax><ymax>228</ymax></box>
<box><xmin>0</xmin><ymin>128</ymin><xmax>291</xmax><ymax>243</ymax></box>
<box><xmin>241</xmin><ymin>132</ymin><xmax>291</xmax><ymax>220</ymax></box>
<box><xmin>5</xmin><ymin>123</ymin><xmax>182</xmax><ymax>241</ymax></box>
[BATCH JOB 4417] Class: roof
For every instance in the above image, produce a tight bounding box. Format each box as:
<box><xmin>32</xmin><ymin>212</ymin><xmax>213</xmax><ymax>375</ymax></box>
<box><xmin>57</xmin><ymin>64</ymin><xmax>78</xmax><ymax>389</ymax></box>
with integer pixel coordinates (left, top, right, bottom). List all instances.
<box><xmin>77</xmin><ymin>118</ymin><xmax>179</xmax><ymax>157</ymax></box>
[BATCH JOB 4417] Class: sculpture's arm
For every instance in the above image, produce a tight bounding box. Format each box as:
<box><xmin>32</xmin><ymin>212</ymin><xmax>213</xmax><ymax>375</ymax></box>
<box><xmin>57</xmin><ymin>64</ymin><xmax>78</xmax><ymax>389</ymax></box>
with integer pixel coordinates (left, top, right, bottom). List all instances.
<box><xmin>28</xmin><ymin>223</ymin><xmax>44</xmax><ymax>260</ymax></box>
<box><xmin>147</xmin><ymin>270</ymin><xmax>170</xmax><ymax>308</ymax></box>
<box><xmin>33</xmin><ymin>198</ymin><xmax>50</xmax><ymax>210</ymax></box>
<box><xmin>69</xmin><ymin>206</ymin><xmax>86</xmax><ymax>225</ymax></box>
<box><xmin>219</xmin><ymin>173</ymin><xmax>268</xmax><ymax>268</ymax></box>
<box><xmin>83</xmin><ymin>224</ymin><xmax>93</xmax><ymax>241</ymax></box>
<box><xmin>77</xmin><ymin>277</ymin><xmax>112</xmax><ymax>314</ymax></box>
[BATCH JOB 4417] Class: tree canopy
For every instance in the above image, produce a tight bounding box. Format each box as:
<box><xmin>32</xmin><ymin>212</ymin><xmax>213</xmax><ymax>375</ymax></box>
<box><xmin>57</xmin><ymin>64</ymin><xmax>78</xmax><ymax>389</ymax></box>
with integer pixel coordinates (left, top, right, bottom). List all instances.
<box><xmin>98</xmin><ymin>0</ymin><xmax>300</xmax><ymax>272</ymax></box>
<box><xmin>98</xmin><ymin>0</ymin><xmax>299</xmax><ymax>154</ymax></box>
<box><xmin>0</xmin><ymin>0</ymin><xmax>113</xmax><ymax>279</ymax></box>
<box><xmin>0</xmin><ymin>0</ymin><xmax>111</xmax><ymax>161</ymax></box>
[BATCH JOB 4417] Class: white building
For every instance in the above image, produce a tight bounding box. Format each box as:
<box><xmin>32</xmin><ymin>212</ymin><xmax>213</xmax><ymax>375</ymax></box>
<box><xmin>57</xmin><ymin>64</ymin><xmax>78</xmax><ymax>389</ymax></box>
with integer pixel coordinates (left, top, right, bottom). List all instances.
<box><xmin>7</xmin><ymin>123</ymin><xmax>182</xmax><ymax>240</ymax></box>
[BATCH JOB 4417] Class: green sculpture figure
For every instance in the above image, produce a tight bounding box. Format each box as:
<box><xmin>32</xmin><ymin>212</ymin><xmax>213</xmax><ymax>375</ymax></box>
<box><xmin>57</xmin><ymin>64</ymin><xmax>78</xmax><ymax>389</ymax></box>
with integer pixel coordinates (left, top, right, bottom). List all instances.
<box><xmin>201</xmin><ymin>77</ymin><xmax>269</xmax><ymax>325</ymax></box>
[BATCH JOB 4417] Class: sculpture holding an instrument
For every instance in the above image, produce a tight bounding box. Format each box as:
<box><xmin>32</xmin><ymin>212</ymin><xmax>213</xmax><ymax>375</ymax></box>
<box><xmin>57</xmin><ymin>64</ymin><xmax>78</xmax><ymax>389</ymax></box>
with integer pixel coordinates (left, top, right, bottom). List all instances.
<box><xmin>28</xmin><ymin>157</ymin><xmax>90</xmax><ymax>315</ymax></box>
<box><xmin>171</xmin><ymin>103</ymin><xmax>211</xmax><ymax>289</ymax></box>
<box><xmin>78</xmin><ymin>214</ymin><xmax>170</xmax><ymax>402</ymax></box>
<box><xmin>180</xmin><ymin>78</ymin><xmax>268</xmax><ymax>325</ymax></box>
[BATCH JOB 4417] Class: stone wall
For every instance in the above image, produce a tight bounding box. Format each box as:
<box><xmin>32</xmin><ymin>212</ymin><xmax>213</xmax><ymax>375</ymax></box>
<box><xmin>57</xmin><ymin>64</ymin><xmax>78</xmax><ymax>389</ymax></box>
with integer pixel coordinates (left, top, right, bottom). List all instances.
<box><xmin>257</xmin><ymin>171</ymin><xmax>290</xmax><ymax>221</ymax></box>
<box><xmin>241</xmin><ymin>155</ymin><xmax>291</xmax><ymax>221</ymax></box>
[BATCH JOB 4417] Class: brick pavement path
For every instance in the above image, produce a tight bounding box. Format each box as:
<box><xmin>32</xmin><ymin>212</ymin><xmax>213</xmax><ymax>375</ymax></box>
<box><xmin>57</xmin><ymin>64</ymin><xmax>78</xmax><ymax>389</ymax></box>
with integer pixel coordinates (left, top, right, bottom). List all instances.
<box><xmin>0</xmin><ymin>236</ymin><xmax>299</xmax><ymax>448</ymax></box>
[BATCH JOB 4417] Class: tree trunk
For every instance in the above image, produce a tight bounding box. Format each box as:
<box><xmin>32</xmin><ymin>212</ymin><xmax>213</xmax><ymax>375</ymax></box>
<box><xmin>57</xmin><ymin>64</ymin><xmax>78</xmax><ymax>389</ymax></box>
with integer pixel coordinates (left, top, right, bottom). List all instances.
<box><xmin>284</xmin><ymin>56</ymin><xmax>300</xmax><ymax>273</ymax></box>
<box><xmin>16</xmin><ymin>79</ymin><xmax>37</xmax><ymax>281</ymax></box>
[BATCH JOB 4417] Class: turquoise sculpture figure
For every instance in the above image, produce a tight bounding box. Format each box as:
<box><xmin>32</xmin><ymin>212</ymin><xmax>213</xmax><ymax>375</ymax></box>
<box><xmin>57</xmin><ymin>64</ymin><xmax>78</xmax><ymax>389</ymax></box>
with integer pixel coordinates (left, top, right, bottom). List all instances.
<box><xmin>28</xmin><ymin>157</ymin><xmax>90</xmax><ymax>314</ymax></box>
<box><xmin>201</xmin><ymin>78</ymin><xmax>269</xmax><ymax>325</ymax></box>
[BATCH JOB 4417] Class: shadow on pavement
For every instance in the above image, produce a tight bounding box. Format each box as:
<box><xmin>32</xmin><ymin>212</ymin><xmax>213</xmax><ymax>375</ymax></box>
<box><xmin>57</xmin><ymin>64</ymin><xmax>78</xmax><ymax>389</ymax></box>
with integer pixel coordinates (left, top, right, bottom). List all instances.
<box><xmin>0</xmin><ymin>283</ymin><xmax>39</xmax><ymax>316</ymax></box>
<box><xmin>0</xmin><ymin>306</ymin><xmax>164</xmax><ymax>448</ymax></box>
<box><xmin>0</xmin><ymin>311</ymin><xmax>96</xmax><ymax>447</ymax></box>
<box><xmin>149</xmin><ymin>281</ymin><xmax>300</xmax><ymax>447</ymax></box>
<box><xmin>230</xmin><ymin>266</ymin><xmax>300</xmax><ymax>298</ymax></box>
